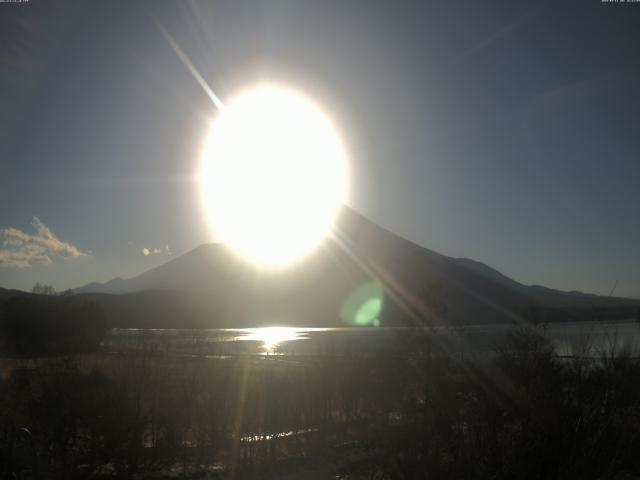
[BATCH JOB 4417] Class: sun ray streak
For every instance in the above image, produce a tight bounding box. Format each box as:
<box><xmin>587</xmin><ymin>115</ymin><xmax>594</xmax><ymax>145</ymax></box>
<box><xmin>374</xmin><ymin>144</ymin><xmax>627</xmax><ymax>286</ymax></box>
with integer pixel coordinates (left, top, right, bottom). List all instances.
<box><xmin>151</xmin><ymin>16</ymin><xmax>225</xmax><ymax>112</ymax></box>
<box><xmin>329</xmin><ymin>227</ymin><xmax>433</xmax><ymax>327</ymax></box>
<box><xmin>230</xmin><ymin>357</ymin><xmax>251</xmax><ymax>474</ymax></box>
<box><xmin>328</xmin><ymin>224</ymin><xmax>534</xmax><ymax>413</ymax></box>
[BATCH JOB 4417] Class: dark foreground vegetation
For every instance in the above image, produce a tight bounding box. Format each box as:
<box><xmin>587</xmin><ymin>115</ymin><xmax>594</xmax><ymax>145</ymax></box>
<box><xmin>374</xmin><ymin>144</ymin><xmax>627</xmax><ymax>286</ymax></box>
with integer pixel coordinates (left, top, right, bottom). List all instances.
<box><xmin>0</xmin><ymin>296</ymin><xmax>106</xmax><ymax>355</ymax></box>
<box><xmin>1</xmin><ymin>327</ymin><xmax>640</xmax><ymax>480</ymax></box>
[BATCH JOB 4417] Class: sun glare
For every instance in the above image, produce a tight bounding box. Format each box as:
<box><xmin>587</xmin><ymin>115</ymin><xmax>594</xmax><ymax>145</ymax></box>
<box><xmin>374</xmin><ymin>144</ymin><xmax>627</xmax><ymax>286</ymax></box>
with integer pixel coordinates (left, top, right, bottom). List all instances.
<box><xmin>242</xmin><ymin>326</ymin><xmax>302</xmax><ymax>351</ymax></box>
<box><xmin>200</xmin><ymin>85</ymin><xmax>349</xmax><ymax>267</ymax></box>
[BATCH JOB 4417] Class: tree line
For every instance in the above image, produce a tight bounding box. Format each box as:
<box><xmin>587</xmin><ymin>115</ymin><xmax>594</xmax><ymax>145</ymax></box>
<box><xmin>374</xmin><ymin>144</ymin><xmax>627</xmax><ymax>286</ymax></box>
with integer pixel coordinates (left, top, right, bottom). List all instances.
<box><xmin>0</xmin><ymin>294</ymin><xmax>106</xmax><ymax>355</ymax></box>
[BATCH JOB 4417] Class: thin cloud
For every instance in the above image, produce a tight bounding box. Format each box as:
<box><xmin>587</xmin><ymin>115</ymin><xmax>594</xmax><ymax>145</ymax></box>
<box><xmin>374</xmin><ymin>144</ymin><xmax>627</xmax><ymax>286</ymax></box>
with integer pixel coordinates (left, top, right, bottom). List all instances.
<box><xmin>142</xmin><ymin>246</ymin><xmax>169</xmax><ymax>257</ymax></box>
<box><xmin>452</xmin><ymin>9</ymin><xmax>536</xmax><ymax>65</ymax></box>
<box><xmin>0</xmin><ymin>217</ymin><xmax>86</xmax><ymax>268</ymax></box>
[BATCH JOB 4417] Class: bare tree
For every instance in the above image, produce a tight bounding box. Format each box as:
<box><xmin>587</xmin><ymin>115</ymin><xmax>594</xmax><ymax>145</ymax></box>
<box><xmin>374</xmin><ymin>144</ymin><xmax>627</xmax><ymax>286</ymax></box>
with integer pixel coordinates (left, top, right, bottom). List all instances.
<box><xmin>31</xmin><ymin>282</ymin><xmax>56</xmax><ymax>295</ymax></box>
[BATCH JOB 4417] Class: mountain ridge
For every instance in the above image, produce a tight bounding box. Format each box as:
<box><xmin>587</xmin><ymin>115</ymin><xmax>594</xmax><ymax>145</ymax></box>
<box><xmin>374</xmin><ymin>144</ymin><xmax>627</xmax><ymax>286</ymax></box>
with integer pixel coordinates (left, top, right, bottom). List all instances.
<box><xmin>62</xmin><ymin>206</ymin><xmax>640</xmax><ymax>328</ymax></box>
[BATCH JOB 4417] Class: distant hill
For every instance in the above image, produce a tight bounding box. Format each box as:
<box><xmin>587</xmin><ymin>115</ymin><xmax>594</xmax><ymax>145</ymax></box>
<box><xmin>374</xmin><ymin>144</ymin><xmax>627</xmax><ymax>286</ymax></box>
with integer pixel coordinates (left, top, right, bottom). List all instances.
<box><xmin>63</xmin><ymin>206</ymin><xmax>640</xmax><ymax>328</ymax></box>
<box><xmin>0</xmin><ymin>288</ymin><xmax>31</xmax><ymax>304</ymax></box>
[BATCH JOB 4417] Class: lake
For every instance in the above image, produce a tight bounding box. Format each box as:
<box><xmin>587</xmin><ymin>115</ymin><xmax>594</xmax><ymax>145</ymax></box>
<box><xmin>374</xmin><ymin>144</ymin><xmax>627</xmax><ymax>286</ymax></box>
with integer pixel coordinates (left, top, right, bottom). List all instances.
<box><xmin>104</xmin><ymin>320</ymin><xmax>640</xmax><ymax>358</ymax></box>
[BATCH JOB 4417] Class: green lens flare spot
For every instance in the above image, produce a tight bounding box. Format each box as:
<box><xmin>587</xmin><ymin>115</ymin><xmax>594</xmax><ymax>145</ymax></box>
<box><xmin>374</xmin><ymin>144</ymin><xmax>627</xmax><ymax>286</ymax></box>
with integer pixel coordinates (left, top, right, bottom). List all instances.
<box><xmin>354</xmin><ymin>298</ymin><xmax>382</xmax><ymax>325</ymax></box>
<box><xmin>340</xmin><ymin>280</ymin><xmax>384</xmax><ymax>327</ymax></box>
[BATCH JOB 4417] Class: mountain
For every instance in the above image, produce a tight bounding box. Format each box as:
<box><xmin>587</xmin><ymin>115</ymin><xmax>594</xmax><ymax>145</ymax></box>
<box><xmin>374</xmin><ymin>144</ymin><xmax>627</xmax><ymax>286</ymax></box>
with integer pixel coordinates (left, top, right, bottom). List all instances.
<box><xmin>67</xmin><ymin>207</ymin><xmax>640</xmax><ymax>329</ymax></box>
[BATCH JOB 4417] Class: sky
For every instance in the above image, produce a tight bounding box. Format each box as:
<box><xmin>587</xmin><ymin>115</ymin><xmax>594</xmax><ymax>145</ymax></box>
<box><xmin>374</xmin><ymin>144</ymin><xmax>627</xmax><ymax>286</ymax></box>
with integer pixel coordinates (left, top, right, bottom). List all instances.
<box><xmin>1</xmin><ymin>0</ymin><xmax>639</xmax><ymax>297</ymax></box>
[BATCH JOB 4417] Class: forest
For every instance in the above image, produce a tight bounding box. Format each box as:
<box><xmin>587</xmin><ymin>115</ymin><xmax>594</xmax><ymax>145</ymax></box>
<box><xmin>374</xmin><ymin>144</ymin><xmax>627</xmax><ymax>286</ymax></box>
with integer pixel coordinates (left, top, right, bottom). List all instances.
<box><xmin>2</xmin><ymin>325</ymin><xmax>640</xmax><ymax>479</ymax></box>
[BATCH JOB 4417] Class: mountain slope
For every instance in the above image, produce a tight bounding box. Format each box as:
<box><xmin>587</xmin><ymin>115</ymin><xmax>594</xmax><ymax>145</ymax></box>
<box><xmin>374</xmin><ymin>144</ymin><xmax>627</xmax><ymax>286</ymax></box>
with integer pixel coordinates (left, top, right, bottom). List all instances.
<box><xmin>71</xmin><ymin>206</ymin><xmax>640</xmax><ymax>328</ymax></box>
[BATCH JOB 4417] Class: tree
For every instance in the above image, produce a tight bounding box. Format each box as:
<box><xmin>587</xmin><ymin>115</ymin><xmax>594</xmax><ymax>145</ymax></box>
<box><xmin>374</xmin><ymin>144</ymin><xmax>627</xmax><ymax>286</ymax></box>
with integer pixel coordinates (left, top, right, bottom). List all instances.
<box><xmin>0</xmin><ymin>296</ymin><xmax>107</xmax><ymax>354</ymax></box>
<box><xmin>31</xmin><ymin>282</ymin><xmax>56</xmax><ymax>296</ymax></box>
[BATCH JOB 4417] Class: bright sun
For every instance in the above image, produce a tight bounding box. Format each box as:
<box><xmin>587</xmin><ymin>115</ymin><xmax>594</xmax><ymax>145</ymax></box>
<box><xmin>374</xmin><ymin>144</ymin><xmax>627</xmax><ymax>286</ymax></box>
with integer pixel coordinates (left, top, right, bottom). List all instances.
<box><xmin>200</xmin><ymin>85</ymin><xmax>349</xmax><ymax>267</ymax></box>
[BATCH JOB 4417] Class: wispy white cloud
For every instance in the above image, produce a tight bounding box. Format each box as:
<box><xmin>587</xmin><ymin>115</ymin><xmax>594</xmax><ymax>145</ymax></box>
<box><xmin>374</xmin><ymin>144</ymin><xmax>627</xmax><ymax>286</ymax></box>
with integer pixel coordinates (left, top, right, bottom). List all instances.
<box><xmin>142</xmin><ymin>245</ymin><xmax>171</xmax><ymax>257</ymax></box>
<box><xmin>453</xmin><ymin>9</ymin><xmax>536</xmax><ymax>65</ymax></box>
<box><xmin>0</xmin><ymin>217</ymin><xmax>86</xmax><ymax>268</ymax></box>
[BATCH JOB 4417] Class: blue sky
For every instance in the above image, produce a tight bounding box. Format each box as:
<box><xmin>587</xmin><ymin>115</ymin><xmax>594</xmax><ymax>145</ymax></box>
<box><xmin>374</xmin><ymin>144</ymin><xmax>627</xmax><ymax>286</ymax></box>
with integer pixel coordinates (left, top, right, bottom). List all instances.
<box><xmin>1</xmin><ymin>0</ymin><xmax>639</xmax><ymax>297</ymax></box>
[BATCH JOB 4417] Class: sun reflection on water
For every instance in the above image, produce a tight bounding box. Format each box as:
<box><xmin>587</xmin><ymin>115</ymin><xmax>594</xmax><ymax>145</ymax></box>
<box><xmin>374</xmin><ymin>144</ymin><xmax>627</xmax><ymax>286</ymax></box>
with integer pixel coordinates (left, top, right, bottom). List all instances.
<box><xmin>238</xmin><ymin>327</ymin><xmax>308</xmax><ymax>352</ymax></box>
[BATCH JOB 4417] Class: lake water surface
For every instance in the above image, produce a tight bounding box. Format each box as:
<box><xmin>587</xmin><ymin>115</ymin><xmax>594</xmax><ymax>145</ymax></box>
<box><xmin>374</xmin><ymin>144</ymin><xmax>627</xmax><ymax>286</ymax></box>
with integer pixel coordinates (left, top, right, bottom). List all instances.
<box><xmin>104</xmin><ymin>320</ymin><xmax>640</xmax><ymax>358</ymax></box>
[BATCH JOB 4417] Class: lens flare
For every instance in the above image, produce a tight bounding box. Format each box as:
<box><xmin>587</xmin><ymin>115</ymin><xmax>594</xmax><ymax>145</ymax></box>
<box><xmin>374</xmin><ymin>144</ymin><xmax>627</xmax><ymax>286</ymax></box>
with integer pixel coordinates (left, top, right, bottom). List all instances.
<box><xmin>340</xmin><ymin>280</ymin><xmax>384</xmax><ymax>327</ymax></box>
